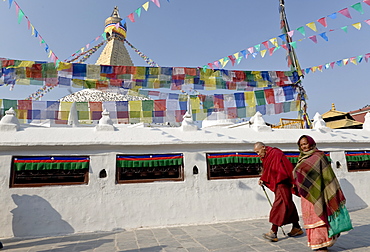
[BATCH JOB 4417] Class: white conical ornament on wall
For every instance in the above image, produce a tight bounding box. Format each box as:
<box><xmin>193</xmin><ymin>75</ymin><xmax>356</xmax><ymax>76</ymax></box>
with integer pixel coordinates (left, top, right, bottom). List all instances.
<box><xmin>363</xmin><ymin>112</ymin><xmax>370</xmax><ymax>131</ymax></box>
<box><xmin>0</xmin><ymin>107</ymin><xmax>20</xmax><ymax>131</ymax></box>
<box><xmin>249</xmin><ymin>111</ymin><xmax>271</xmax><ymax>132</ymax></box>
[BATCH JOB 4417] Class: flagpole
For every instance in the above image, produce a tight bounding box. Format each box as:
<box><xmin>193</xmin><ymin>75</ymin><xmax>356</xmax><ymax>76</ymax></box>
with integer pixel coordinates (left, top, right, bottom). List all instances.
<box><xmin>279</xmin><ymin>0</ymin><xmax>302</xmax><ymax>77</ymax></box>
<box><xmin>279</xmin><ymin>0</ymin><xmax>310</xmax><ymax>127</ymax></box>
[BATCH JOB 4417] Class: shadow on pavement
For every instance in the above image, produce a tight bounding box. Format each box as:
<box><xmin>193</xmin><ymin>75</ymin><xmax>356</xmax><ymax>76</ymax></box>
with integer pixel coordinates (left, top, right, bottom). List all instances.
<box><xmin>333</xmin><ymin>224</ymin><xmax>370</xmax><ymax>251</ymax></box>
<box><xmin>36</xmin><ymin>239</ymin><xmax>114</xmax><ymax>252</ymax></box>
<box><xmin>121</xmin><ymin>246</ymin><xmax>167</xmax><ymax>252</ymax></box>
<box><xmin>2</xmin><ymin>232</ymin><xmax>116</xmax><ymax>250</ymax></box>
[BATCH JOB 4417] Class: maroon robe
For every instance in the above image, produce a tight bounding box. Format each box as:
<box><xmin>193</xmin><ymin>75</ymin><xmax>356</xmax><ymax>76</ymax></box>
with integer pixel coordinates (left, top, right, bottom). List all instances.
<box><xmin>260</xmin><ymin>146</ymin><xmax>299</xmax><ymax>226</ymax></box>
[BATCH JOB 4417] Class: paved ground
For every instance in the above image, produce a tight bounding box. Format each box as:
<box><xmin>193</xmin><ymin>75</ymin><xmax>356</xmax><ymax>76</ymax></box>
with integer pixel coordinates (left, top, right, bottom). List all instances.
<box><xmin>1</xmin><ymin>207</ymin><xmax>370</xmax><ymax>252</ymax></box>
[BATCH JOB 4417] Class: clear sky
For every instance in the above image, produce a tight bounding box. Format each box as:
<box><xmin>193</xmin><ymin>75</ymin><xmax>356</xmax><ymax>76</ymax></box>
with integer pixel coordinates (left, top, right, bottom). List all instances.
<box><xmin>1</xmin><ymin>0</ymin><xmax>369</xmax><ymax>123</ymax></box>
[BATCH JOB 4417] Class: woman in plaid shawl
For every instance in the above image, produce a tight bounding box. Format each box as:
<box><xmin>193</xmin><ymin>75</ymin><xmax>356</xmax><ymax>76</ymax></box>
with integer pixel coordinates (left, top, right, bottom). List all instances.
<box><xmin>294</xmin><ymin>135</ymin><xmax>352</xmax><ymax>251</ymax></box>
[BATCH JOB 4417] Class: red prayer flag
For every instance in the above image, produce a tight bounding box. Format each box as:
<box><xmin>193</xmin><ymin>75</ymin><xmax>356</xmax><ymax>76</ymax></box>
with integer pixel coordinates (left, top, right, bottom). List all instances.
<box><xmin>151</xmin><ymin>0</ymin><xmax>161</xmax><ymax>8</ymax></box>
<box><xmin>262</xmin><ymin>41</ymin><xmax>270</xmax><ymax>49</ymax></box>
<box><xmin>365</xmin><ymin>19</ymin><xmax>370</xmax><ymax>26</ymax></box>
<box><xmin>364</xmin><ymin>0</ymin><xmax>370</xmax><ymax>6</ymax></box>
<box><xmin>207</xmin><ymin>63</ymin><xmax>214</xmax><ymax>69</ymax></box>
<box><xmin>309</xmin><ymin>35</ymin><xmax>318</xmax><ymax>43</ymax></box>
<box><xmin>365</xmin><ymin>53</ymin><xmax>370</xmax><ymax>62</ymax></box>
<box><xmin>268</xmin><ymin>47</ymin><xmax>275</xmax><ymax>56</ymax></box>
<box><xmin>228</xmin><ymin>55</ymin><xmax>236</xmax><ymax>66</ymax></box>
<box><xmin>264</xmin><ymin>89</ymin><xmax>275</xmax><ymax>104</ymax></box>
<box><xmin>154</xmin><ymin>100</ymin><xmax>166</xmax><ymax>111</ymax></box>
<box><xmin>338</xmin><ymin>8</ymin><xmax>352</xmax><ymax>19</ymax></box>
<box><xmin>317</xmin><ymin>17</ymin><xmax>327</xmax><ymax>27</ymax></box>
<box><xmin>17</xmin><ymin>100</ymin><xmax>32</xmax><ymax>110</ymax></box>
<box><xmin>128</xmin><ymin>13</ymin><xmax>135</xmax><ymax>22</ymax></box>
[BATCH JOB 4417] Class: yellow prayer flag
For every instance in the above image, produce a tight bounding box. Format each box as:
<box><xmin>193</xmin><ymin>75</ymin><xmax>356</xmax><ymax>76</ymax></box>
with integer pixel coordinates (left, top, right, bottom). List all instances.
<box><xmin>260</xmin><ymin>50</ymin><xmax>267</xmax><ymax>58</ymax></box>
<box><xmin>244</xmin><ymin>91</ymin><xmax>256</xmax><ymax>107</ymax></box>
<box><xmin>219</xmin><ymin>58</ymin><xmax>224</xmax><ymax>66</ymax></box>
<box><xmin>343</xmin><ymin>58</ymin><xmax>349</xmax><ymax>65</ymax></box>
<box><xmin>190</xmin><ymin>96</ymin><xmax>201</xmax><ymax>110</ymax></box>
<box><xmin>352</xmin><ymin>22</ymin><xmax>362</xmax><ymax>30</ymax></box>
<box><xmin>350</xmin><ymin>58</ymin><xmax>358</xmax><ymax>65</ymax></box>
<box><xmin>142</xmin><ymin>2</ymin><xmax>149</xmax><ymax>11</ymax></box>
<box><xmin>222</xmin><ymin>59</ymin><xmax>229</xmax><ymax>68</ymax></box>
<box><xmin>57</xmin><ymin>62</ymin><xmax>72</xmax><ymax>71</ymax></box>
<box><xmin>129</xmin><ymin>100</ymin><xmax>142</xmax><ymax>111</ymax></box>
<box><xmin>204</xmin><ymin>76</ymin><xmax>216</xmax><ymax>90</ymax></box>
<box><xmin>269</xmin><ymin>38</ymin><xmax>278</xmax><ymax>47</ymax></box>
<box><xmin>31</xmin><ymin>25</ymin><xmax>35</xmax><ymax>36</ymax></box>
<box><xmin>48</xmin><ymin>50</ymin><xmax>53</xmax><ymax>58</ymax></box>
<box><xmin>72</xmin><ymin>79</ymin><xmax>84</xmax><ymax>88</ymax></box>
<box><xmin>251</xmin><ymin>71</ymin><xmax>262</xmax><ymax>81</ymax></box>
<box><xmin>306</xmin><ymin>22</ymin><xmax>317</xmax><ymax>32</ymax></box>
<box><xmin>233</xmin><ymin>52</ymin><xmax>239</xmax><ymax>59</ymax></box>
<box><xmin>311</xmin><ymin>66</ymin><xmax>317</xmax><ymax>73</ymax></box>
<box><xmin>17</xmin><ymin>61</ymin><xmax>35</xmax><ymax>68</ymax></box>
<box><xmin>60</xmin><ymin>102</ymin><xmax>73</xmax><ymax>120</ymax></box>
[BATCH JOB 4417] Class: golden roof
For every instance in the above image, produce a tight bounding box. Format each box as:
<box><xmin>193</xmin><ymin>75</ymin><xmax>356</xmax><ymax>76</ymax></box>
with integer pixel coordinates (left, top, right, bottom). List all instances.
<box><xmin>322</xmin><ymin>103</ymin><xmax>347</xmax><ymax>119</ymax></box>
<box><xmin>325</xmin><ymin>118</ymin><xmax>363</xmax><ymax>129</ymax></box>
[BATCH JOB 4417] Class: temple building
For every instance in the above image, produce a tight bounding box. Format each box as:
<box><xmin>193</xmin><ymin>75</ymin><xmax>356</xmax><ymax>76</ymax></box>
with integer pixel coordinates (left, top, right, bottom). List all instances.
<box><xmin>95</xmin><ymin>6</ymin><xmax>133</xmax><ymax>66</ymax></box>
<box><xmin>322</xmin><ymin>103</ymin><xmax>363</xmax><ymax>129</ymax></box>
<box><xmin>349</xmin><ymin>105</ymin><xmax>370</xmax><ymax>123</ymax></box>
<box><xmin>60</xmin><ymin>7</ymin><xmax>144</xmax><ymax>103</ymax></box>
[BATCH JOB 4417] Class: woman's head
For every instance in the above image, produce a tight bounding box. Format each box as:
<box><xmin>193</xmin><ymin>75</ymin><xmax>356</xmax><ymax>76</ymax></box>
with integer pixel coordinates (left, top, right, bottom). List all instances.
<box><xmin>298</xmin><ymin>135</ymin><xmax>316</xmax><ymax>152</ymax></box>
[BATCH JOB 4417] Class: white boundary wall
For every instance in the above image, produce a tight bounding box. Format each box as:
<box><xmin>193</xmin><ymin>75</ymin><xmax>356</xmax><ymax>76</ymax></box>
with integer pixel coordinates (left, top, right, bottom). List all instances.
<box><xmin>0</xmin><ymin>125</ymin><xmax>369</xmax><ymax>238</ymax></box>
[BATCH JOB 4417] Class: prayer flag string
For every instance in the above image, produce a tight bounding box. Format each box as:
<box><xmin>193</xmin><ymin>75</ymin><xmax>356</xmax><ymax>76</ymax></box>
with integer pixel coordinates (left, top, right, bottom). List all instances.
<box><xmin>206</xmin><ymin>1</ymin><xmax>370</xmax><ymax>69</ymax></box>
<box><xmin>0</xmin><ymin>89</ymin><xmax>301</xmax><ymax>124</ymax></box>
<box><xmin>3</xmin><ymin>0</ymin><xmax>60</xmax><ymax>65</ymax></box>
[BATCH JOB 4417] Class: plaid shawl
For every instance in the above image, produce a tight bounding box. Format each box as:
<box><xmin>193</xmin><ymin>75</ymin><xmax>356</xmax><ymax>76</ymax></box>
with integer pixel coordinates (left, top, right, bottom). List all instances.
<box><xmin>293</xmin><ymin>148</ymin><xmax>346</xmax><ymax>226</ymax></box>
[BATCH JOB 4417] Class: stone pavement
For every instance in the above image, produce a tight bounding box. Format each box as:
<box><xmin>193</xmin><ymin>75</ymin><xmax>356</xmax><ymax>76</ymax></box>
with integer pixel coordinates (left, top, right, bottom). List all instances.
<box><xmin>2</xmin><ymin>207</ymin><xmax>370</xmax><ymax>252</ymax></box>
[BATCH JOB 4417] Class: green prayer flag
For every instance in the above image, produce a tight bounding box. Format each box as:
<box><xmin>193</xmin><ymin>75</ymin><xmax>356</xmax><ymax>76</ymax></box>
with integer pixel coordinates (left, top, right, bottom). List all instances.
<box><xmin>142</xmin><ymin>100</ymin><xmax>154</xmax><ymax>111</ymax></box>
<box><xmin>3</xmin><ymin>99</ymin><xmax>18</xmax><ymax>111</ymax></box>
<box><xmin>341</xmin><ymin>26</ymin><xmax>348</xmax><ymax>33</ymax></box>
<box><xmin>351</xmin><ymin>2</ymin><xmax>363</xmax><ymax>14</ymax></box>
<box><xmin>236</xmin><ymin>56</ymin><xmax>243</xmax><ymax>65</ymax></box>
<box><xmin>289</xmin><ymin>41</ymin><xmax>297</xmax><ymax>49</ymax></box>
<box><xmin>297</xmin><ymin>26</ymin><xmax>306</xmax><ymax>36</ymax></box>
<box><xmin>18</xmin><ymin>10</ymin><xmax>25</xmax><ymax>24</ymax></box>
<box><xmin>254</xmin><ymin>44</ymin><xmax>261</xmax><ymax>52</ymax></box>
<box><xmin>254</xmin><ymin>90</ymin><xmax>266</xmax><ymax>106</ymax></box>
<box><xmin>135</xmin><ymin>7</ymin><xmax>142</xmax><ymax>17</ymax></box>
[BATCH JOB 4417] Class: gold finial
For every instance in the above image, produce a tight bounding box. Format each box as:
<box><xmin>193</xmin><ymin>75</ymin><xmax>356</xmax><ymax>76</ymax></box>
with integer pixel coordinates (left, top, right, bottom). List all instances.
<box><xmin>331</xmin><ymin>103</ymin><xmax>336</xmax><ymax>111</ymax></box>
<box><xmin>111</xmin><ymin>6</ymin><xmax>120</xmax><ymax>18</ymax></box>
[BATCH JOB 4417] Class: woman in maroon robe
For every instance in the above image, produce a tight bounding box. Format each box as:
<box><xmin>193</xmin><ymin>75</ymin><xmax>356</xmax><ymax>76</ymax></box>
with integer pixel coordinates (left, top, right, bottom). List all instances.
<box><xmin>254</xmin><ymin>142</ymin><xmax>303</xmax><ymax>242</ymax></box>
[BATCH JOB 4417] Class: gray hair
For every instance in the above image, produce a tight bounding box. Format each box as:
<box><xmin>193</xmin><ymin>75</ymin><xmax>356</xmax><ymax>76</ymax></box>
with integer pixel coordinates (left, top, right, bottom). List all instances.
<box><xmin>254</xmin><ymin>142</ymin><xmax>265</xmax><ymax>148</ymax></box>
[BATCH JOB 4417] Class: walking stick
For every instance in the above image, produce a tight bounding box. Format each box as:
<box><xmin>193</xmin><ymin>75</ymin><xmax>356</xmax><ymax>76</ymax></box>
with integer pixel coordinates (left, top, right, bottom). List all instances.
<box><xmin>261</xmin><ymin>184</ymin><xmax>287</xmax><ymax>236</ymax></box>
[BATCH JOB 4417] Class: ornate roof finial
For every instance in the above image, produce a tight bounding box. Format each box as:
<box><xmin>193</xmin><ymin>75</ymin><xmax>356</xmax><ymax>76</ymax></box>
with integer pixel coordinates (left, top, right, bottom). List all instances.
<box><xmin>331</xmin><ymin>103</ymin><xmax>336</xmax><ymax>111</ymax></box>
<box><xmin>111</xmin><ymin>6</ymin><xmax>120</xmax><ymax>18</ymax></box>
